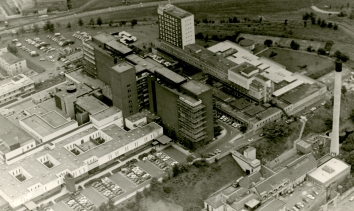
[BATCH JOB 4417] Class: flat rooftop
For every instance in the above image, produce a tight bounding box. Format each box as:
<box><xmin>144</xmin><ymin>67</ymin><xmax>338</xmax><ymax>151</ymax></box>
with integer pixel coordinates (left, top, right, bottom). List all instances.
<box><xmin>75</xmin><ymin>95</ymin><xmax>109</xmax><ymax>115</ymax></box>
<box><xmin>155</xmin><ymin>67</ymin><xmax>186</xmax><ymax>84</ymax></box>
<box><xmin>111</xmin><ymin>62</ymin><xmax>134</xmax><ymax>73</ymax></box>
<box><xmin>92</xmin><ymin>33</ymin><xmax>115</xmax><ymax>44</ymax></box>
<box><xmin>126</xmin><ymin>109</ymin><xmax>159</xmax><ymax>122</ymax></box>
<box><xmin>0</xmin><ymin>126</ymin><xmax>98</xmax><ymax>200</ymax></box>
<box><xmin>181</xmin><ymin>80</ymin><xmax>211</xmax><ymax>96</ymax></box>
<box><xmin>0</xmin><ymin>52</ymin><xmax>23</xmax><ymax>64</ymax></box>
<box><xmin>105</xmin><ymin>40</ymin><xmax>132</xmax><ymax>55</ymax></box>
<box><xmin>126</xmin><ymin>54</ymin><xmax>156</xmax><ymax>73</ymax></box>
<box><xmin>159</xmin><ymin>4</ymin><xmax>192</xmax><ymax>18</ymax></box>
<box><xmin>280</xmin><ymin>83</ymin><xmax>324</xmax><ymax>104</ymax></box>
<box><xmin>0</xmin><ymin>74</ymin><xmax>34</xmax><ymax>96</ymax></box>
<box><xmin>90</xmin><ymin>106</ymin><xmax>121</xmax><ymax>121</ymax></box>
<box><xmin>55</xmin><ymin>83</ymin><xmax>93</xmax><ymax>99</ymax></box>
<box><xmin>0</xmin><ymin>115</ymin><xmax>32</xmax><ymax>150</ymax></box>
<box><xmin>308</xmin><ymin>158</ymin><xmax>350</xmax><ymax>184</ymax></box>
<box><xmin>20</xmin><ymin>111</ymin><xmax>77</xmax><ymax>137</ymax></box>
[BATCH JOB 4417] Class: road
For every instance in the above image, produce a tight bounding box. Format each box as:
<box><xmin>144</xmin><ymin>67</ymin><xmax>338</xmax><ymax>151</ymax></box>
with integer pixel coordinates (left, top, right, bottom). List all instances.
<box><xmin>195</xmin><ymin>120</ymin><xmax>264</xmax><ymax>156</ymax></box>
<box><xmin>311</xmin><ymin>6</ymin><xmax>340</xmax><ymax>15</ymax></box>
<box><xmin>0</xmin><ymin>0</ymin><xmax>203</xmax><ymax>36</ymax></box>
<box><xmin>327</xmin><ymin>193</ymin><xmax>354</xmax><ymax>211</ymax></box>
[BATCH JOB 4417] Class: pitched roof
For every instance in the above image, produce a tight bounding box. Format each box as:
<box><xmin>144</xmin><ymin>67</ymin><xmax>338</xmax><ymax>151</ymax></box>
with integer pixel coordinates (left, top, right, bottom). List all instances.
<box><xmin>255</xmin><ymin>154</ymin><xmax>317</xmax><ymax>195</ymax></box>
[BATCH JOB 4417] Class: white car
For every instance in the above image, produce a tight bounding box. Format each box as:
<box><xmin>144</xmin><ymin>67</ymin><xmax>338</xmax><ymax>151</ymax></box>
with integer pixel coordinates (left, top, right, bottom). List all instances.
<box><xmin>15</xmin><ymin>43</ymin><xmax>21</xmax><ymax>47</ymax></box>
<box><xmin>248</xmin><ymin>138</ymin><xmax>254</xmax><ymax>142</ymax></box>
<box><xmin>350</xmin><ymin>196</ymin><xmax>354</xmax><ymax>201</ymax></box>
<box><xmin>307</xmin><ymin>194</ymin><xmax>315</xmax><ymax>200</ymax></box>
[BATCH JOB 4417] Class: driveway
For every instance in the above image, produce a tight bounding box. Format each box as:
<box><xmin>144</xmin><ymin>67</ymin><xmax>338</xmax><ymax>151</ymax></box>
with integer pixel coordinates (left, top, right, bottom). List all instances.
<box><xmin>311</xmin><ymin>6</ymin><xmax>339</xmax><ymax>15</ymax></box>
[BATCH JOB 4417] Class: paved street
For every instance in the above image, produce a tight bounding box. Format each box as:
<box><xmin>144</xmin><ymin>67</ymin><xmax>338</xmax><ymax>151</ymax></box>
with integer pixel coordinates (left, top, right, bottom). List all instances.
<box><xmin>328</xmin><ymin>193</ymin><xmax>354</xmax><ymax>211</ymax></box>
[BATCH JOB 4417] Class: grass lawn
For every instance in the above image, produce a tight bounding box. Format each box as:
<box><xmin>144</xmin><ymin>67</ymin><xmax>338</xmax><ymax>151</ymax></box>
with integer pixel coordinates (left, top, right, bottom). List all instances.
<box><xmin>139</xmin><ymin>197</ymin><xmax>183</xmax><ymax>211</ymax></box>
<box><xmin>257</xmin><ymin>48</ymin><xmax>335</xmax><ymax>79</ymax></box>
<box><xmin>34</xmin><ymin>75</ymin><xmax>66</xmax><ymax>92</ymax></box>
<box><xmin>139</xmin><ymin>155</ymin><xmax>244</xmax><ymax>210</ymax></box>
<box><xmin>81</xmin><ymin>187</ymin><xmax>107</xmax><ymax>207</ymax></box>
<box><xmin>162</xmin><ymin>146</ymin><xmax>188</xmax><ymax>163</ymax></box>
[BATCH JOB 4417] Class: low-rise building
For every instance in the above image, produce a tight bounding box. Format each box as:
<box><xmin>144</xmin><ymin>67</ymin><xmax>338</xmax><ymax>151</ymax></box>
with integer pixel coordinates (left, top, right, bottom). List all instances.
<box><xmin>307</xmin><ymin>158</ymin><xmax>350</xmax><ymax>188</ymax></box>
<box><xmin>0</xmin><ymin>120</ymin><xmax>163</xmax><ymax>209</ymax></box>
<box><xmin>0</xmin><ymin>74</ymin><xmax>34</xmax><ymax>105</ymax></box>
<box><xmin>0</xmin><ymin>52</ymin><xmax>28</xmax><ymax>76</ymax></box>
<box><xmin>252</xmin><ymin>153</ymin><xmax>317</xmax><ymax>202</ymax></box>
<box><xmin>19</xmin><ymin>110</ymin><xmax>78</xmax><ymax>143</ymax></box>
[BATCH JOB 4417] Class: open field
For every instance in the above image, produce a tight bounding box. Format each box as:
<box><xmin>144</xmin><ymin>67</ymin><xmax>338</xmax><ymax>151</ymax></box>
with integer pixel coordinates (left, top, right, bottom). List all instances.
<box><xmin>258</xmin><ymin>48</ymin><xmax>335</xmax><ymax>79</ymax></box>
<box><xmin>312</xmin><ymin>0</ymin><xmax>354</xmax><ymax>11</ymax></box>
<box><xmin>82</xmin><ymin>0</ymin><xmax>166</xmax><ymax>11</ymax></box>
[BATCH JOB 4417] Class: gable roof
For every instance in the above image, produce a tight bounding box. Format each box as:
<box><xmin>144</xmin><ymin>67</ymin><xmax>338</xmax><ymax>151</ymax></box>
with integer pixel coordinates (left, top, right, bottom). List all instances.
<box><xmin>255</xmin><ymin>153</ymin><xmax>317</xmax><ymax>195</ymax></box>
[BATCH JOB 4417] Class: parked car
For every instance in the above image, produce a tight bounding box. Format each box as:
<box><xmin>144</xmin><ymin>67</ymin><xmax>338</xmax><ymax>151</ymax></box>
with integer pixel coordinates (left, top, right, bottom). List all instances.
<box><xmin>350</xmin><ymin>196</ymin><xmax>354</xmax><ymax>201</ymax></box>
<box><xmin>248</xmin><ymin>138</ymin><xmax>254</xmax><ymax>142</ymax></box>
<box><xmin>307</xmin><ymin>194</ymin><xmax>315</xmax><ymax>200</ymax></box>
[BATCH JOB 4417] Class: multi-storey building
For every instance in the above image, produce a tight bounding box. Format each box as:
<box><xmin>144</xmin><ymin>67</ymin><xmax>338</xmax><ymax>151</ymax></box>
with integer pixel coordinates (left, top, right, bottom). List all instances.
<box><xmin>0</xmin><ymin>52</ymin><xmax>28</xmax><ymax>76</ymax></box>
<box><xmin>158</xmin><ymin>4</ymin><xmax>195</xmax><ymax>49</ymax></box>
<box><xmin>0</xmin><ymin>74</ymin><xmax>34</xmax><ymax>105</ymax></box>
<box><xmin>148</xmin><ymin>67</ymin><xmax>214</xmax><ymax>147</ymax></box>
<box><xmin>110</xmin><ymin>62</ymin><xmax>139</xmax><ymax>118</ymax></box>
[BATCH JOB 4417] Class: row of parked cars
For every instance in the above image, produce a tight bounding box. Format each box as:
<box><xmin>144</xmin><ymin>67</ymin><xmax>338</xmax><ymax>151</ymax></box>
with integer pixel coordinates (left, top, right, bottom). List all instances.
<box><xmin>92</xmin><ymin>177</ymin><xmax>125</xmax><ymax>199</ymax></box>
<box><xmin>143</xmin><ymin>151</ymin><xmax>178</xmax><ymax>171</ymax></box>
<box><xmin>148</xmin><ymin>54</ymin><xmax>172</xmax><ymax>67</ymax></box>
<box><xmin>289</xmin><ymin>190</ymin><xmax>318</xmax><ymax>211</ymax></box>
<box><xmin>47</xmin><ymin>34</ymin><xmax>75</xmax><ymax>47</ymax></box>
<box><xmin>73</xmin><ymin>31</ymin><xmax>92</xmax><ymax>42</ymax></box>
<box><xmin>219</xmin><ymin>115</ymin><xmax>241</xmax><ymax>129</ymax></box>
<box><xmin>65</xmin><ymin>194</ymin><xmax>94</xmax><ymax>211</ymax></box>
<box><xmin>121</xmin><ymin>165</ymin><xmax>151</xmax><ymax>184</ymax></box>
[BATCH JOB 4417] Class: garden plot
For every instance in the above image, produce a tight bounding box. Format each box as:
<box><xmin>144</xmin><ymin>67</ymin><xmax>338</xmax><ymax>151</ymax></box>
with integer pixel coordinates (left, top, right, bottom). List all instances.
<box><xmin>144</xmin><ymin>152</ymin><xmax>178</xmax><ymax>171</ymax></box>
<box><xmin>64</xmin><ymin>192</ymin><xmax>95</xmax><ymax>211</ymax></box>
<box><xmin>91</xmin><ymin>177</ymin><xmax>125</xmax><ymax>200</ymax></box>
<box><xmin>121</xmin><ymin>165</ymin><xmax>151</xmax><ymax>185</ymax></box>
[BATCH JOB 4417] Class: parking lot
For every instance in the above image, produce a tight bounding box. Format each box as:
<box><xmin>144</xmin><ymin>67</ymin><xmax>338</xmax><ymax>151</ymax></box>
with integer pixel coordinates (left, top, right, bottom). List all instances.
<box><xmin>280</xmin><ymin>181</ymin><xmax>322</xmax><ymax>211</ymax></box>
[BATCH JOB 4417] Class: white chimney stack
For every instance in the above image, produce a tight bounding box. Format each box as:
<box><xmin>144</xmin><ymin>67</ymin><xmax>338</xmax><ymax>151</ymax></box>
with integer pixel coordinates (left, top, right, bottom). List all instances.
<box><xmin>330</xmin><ymin>60</ymin><xmax>342</xmax><ymax>156</ymax></box>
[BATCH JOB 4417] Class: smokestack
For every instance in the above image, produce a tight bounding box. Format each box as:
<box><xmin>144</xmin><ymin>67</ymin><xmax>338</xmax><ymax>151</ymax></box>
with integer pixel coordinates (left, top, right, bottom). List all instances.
<box><xmin>330</xmin><ymin>60</ymin><xmax>342</xmax><ymax>156</ymax></box>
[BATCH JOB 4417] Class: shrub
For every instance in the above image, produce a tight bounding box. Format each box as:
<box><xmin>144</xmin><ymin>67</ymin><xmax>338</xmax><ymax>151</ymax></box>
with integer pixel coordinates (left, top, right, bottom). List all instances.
<box><xmin>163</xmin><ymin>186</ymin><xmax>171</xmax><ymax>194</ymax></box>
<box><xmin>269</xmin><ymin>51</ymin><xmax>277</xmax><ymax>58</ymax></box>
<box><xmin>150</xmin><ymin>148</ymin><xmax>157</xmax><ymax>154</ymax></box>
<box><xmin>186</xmin><ymin>155</ymin><xmax>195</xmax><ymax>162</ymax></box>
<box><xmin>317</xmin><ymin>48</ymin><xmax>326</xmax><ymax>55</ymax></box>
<box><xmin>193</xmin><ymin>160</ymin><xmax>209</xmax><ymax>168</ymax></box>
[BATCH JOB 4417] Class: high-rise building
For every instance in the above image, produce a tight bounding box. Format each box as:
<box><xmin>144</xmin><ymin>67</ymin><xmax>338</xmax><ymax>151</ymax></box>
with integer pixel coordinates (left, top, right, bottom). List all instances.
<box><xmin>148</xmin><ymin>67</ymin><xmax>213</xmax><ymax>147</ymax></box>
<box><xmin>158</xmin><ymin>4</ymin><xmax>195</xmax><ymax>49</ymax></box>
<box><xmin>110</xmin><ymin>62</ymin><xmax>139</xmax><ymax>118</ymax></box>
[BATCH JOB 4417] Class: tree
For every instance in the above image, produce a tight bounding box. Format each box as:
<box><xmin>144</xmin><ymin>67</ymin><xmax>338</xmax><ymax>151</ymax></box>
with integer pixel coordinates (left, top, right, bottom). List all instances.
<box><xmin>195</xmin><ymin>32</ymin><xmax>204</xmax><ymax>40</ymax></box>
<box><xmin>333</xmin><ymin>24</ymin><xmax>338</xmax><ymax>30</ymax></box>
<box><xmin>263</xmin><ymin>122</ymin><xmax>289</xmax><ymax>141</ymax></box>
<box><xmin>327</xmin><ymin>22</ymin><xmax>333</xmax><ymax>28</ymax></box>
<box><xmin>109</xmin><ymin>20</ymin><xmax>113</xmax><ymax>26</ymax></box>
<box><xmin>18</xmin><ymin>26</ymin><xmax>25</xmax><ymax>35</ymax></box>
<box><xmin>304</xmin><ymin>20</ymin><xmax>307</xmax><ymax>27</ymax></box>
<box><xmin>290</xmin><ymin>40</ymin><xmax>300</xmax><ymax>50</ymax></box>
<box><xmin>320</xmin><ymin>20</ymin><xmax>327</xmax><ymax>28</ymax></box>
<box><xmin>284</xmin><ymin>19</ymin><xmax>288</xmax><ymax>25</ymax></box>
<box><xmin>131</xmin><ymin>19</ymin><xmax>138</xmax><ymax>27</ymax></box>
<box><xmin>163</xmin><ymin>186</ymin><xmax>171</xmax><ymax>194</ymax></box>
<box><xmin>33</xmin><ymin>23</ymin><xmax>39</xmax><ymax>34</ymax></box>
<box><xmin>204</xmin><ymin>34</ymin><xmax>209</xmax><ymax>43</ymax></box>
<box><xmin>317</xmin><ymin>48</ymin><xmax>326</xmax><ymax>55</ymax></box>
<box><xmin>97</xmin><ymin>17</ymin><xmax>103</xmax><ymax>27</ymax></box>
<box><xmin>264</xmin><ymin>39</ymin><xmax>273</xmax><ymax>47</ymax></box>
<box><xmin>7</xmin><ymin>44</ymin><xmax>18</xmax><ymax>55</ymax></box>
<box><xmin>342</xmin><ymin>85</ymin><xmax>348</xmax><ymax>95</ymax></box>
<box><xmin>311</xmin><ymin>17</ymin><xmax>316</xmax><ymax>25</ymax></box>
<box><xmin>186</xmin><ymin>155</ymin><xmax>194</xmax><ymax>162</ymax></box>
<box><xmin>149</xmin><ymin>177</ymin><xmax>160</xmax><ymax>191</ymax></box>
<box><xmin>67</xmin><ymin>22</ymin><xmax>71</xmax><ymax>30</ymax></box>
<box><xmin>89</xmin><ymin>18</ymin><xmax>95</xmax><ymax>27</ymax></box>
<box><xmin>211</xmin><ymin>35</ymin><xmax>219</xmax><ymax>41</ymax></box>
<box><xmin>317</xmin><ymin>18</ymin><xmax>322</xmax><ymax>25</ymax></box>
<box><xmin>78</xmin><ymin>18</ymin><xmax>84</xmax><ymax>29</ymax></box>
<box><xmin>135</xmin><ymin>191</ymin><xmax>143</xmax><ymax>202</ymax></box>
<box><xmin>233</xmin><ymin>16</ymin><xmax>238</xmax><ymax>23</ymax></box>
<box><xmin>240</xmin><ymin>125</ymin><xmax>248</xmax><ymax>133</ymax></box>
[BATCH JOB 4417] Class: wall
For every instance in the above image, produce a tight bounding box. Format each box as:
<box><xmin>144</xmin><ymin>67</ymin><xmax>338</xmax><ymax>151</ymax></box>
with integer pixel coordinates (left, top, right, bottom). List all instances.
<box><xmin>125</xmin><ymin>117</ymin><xmax>147</xmax><ymax>130</ymax></box>
<box><xmin>154</xmin><ymin>82</ymin><xmax>179</xmax><ymax>139</ymax></box>
<box><xmin>181</xmin><ymin>15</ymin><xmax>195</xmax><ymax>48</ymax></box>
<box><xmin>4</xmin><ymin>140</ymin><xmax>36</xmax><ymax>161</ymax></box>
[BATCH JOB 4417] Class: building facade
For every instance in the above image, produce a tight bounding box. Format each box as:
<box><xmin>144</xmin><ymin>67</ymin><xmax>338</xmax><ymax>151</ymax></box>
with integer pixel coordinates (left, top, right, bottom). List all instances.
<box><xmin>0</xmin><ymin>52</ymin><xmax>28</xmax><ymax>76</ymax></box>
<box><xmin>0</xmin><ymin>74</ymin><xmax>34</xmax><ymax>105</ymax></box>
<box><xmin>158</xmin><ymin>4</ymin><xmax>195</xmax><ymax>49</ymax></box>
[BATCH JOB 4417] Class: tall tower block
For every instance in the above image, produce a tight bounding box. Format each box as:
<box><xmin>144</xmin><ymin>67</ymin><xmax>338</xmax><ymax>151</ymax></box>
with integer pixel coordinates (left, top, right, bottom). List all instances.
<box><xmin>330</xmin><ymin>60</ymin><xmax>342</xmax><ymax>156</ymax></box>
